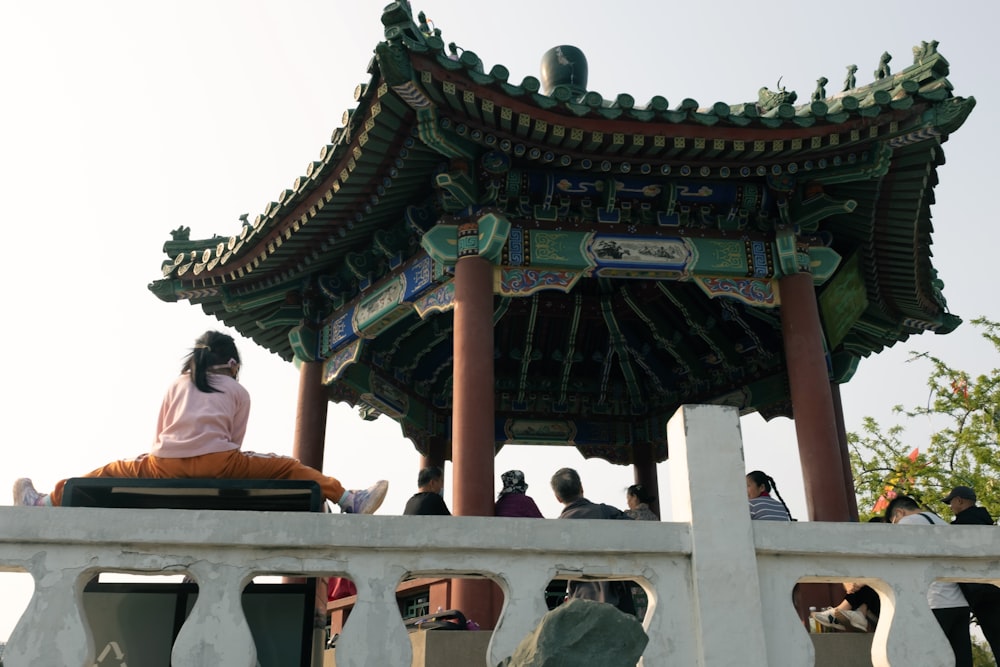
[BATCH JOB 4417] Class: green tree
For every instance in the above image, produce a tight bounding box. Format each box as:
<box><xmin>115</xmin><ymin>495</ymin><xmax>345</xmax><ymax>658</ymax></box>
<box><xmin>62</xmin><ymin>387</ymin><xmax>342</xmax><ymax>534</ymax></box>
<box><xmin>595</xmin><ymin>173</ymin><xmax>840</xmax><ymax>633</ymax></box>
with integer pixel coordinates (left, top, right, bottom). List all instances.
<box><xmin>973</xmin><ymin>637</ymin><xmax>998</xmax><ymax>667</ymax></box>
<box><xmin>849</xmin><ymin>318</ymin><xmax>1000</xmax><ymax>521</ymax></box>
<box><xmin>849</xmin><ymin>318</ymin><xmax>1000</xmax><ymax>666</ymax></box>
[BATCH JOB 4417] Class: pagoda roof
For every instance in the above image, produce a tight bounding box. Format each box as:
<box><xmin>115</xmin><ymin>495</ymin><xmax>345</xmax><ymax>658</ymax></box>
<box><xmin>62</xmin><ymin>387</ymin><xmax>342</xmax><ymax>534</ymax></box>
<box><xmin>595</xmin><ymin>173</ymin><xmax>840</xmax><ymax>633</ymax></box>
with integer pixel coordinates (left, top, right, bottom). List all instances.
<box><xmin>150</xmin><ymin>5</ymin><xmax>973</xmax><ymax>464</ymax></box>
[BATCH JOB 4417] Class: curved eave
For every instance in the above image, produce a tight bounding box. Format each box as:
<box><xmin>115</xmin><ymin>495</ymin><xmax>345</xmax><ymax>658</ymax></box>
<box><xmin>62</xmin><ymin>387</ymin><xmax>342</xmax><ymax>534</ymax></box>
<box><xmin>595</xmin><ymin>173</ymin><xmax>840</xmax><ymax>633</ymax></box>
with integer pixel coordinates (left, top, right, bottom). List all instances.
<box><xmin>150</xmin><ymin>68</ymin><xmax>443</xmax><ymax>358</ymax></box>
<box><xmin>155</xmin><ymin>81</ymin><xmax>422</xmax><ymax>286</ymax></box>
<box><xmin>820</xmin><ymin>132</ymin><xmax>964</xmax><ymax>362</ymax></box>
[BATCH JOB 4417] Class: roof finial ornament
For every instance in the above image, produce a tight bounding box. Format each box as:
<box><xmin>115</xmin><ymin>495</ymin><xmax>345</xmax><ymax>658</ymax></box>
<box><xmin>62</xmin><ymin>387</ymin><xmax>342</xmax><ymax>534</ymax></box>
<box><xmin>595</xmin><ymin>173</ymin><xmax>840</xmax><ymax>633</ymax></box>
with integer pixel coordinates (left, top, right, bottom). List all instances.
<box><xmin>540</xmin><ymin>45</ymin><xmax>589</xmax><ymax>99</ymax></box>
<box><xmin>448</xmin><ymin>42</ymin><xmax>463</xmax><ymax>61</ymax></box>
<box><xmin>417</xmin><ymin>11</ymin><xmax>432</xmax><ymax>36</ymax></box>
<box><xmin>874</xmin><ymin>51</ymin><xmax>892</xmax><ymax>80</ymax></box>
<box><xmin>757</xmin><ymin>77</ymin><xmax>797</xmax><ymax>111</ymax></box>
<box><xmin>170</xmin><ymin>226</ymin><xmax>191</xmax><ymax>242</ymax></box>
<box><xmin>912</xmin><ymin>40</ymin><xmax>939</xmax><ymax>65</ymax></box>
<box><xmin>811</xmin><ymin>77</ymin><xmax>828</xmax><ymax>102</ymax></box>
<box><xmin>842</xmin><ymin>64</ymin><xmax>857</xmax><ymax>91</ymax></box>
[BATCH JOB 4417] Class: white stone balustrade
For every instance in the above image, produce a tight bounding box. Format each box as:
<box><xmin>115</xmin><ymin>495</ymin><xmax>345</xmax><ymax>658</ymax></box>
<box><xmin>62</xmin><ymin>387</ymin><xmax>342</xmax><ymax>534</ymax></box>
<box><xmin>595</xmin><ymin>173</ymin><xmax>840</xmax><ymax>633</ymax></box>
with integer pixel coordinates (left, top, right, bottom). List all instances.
<box><xmin>1</xmin><ymin>405</ymin><xmax>998</xmax><ymax>666</ymax></box>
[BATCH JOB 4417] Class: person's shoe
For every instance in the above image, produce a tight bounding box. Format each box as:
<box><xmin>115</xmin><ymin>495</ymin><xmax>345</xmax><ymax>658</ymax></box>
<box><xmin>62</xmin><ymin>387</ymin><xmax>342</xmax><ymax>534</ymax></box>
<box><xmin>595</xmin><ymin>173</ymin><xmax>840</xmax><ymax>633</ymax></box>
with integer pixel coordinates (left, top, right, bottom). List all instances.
<box><xmin>341</xmin><ymin>480</ymin><xmax>388</xmax><ymax>514</ymax></box>
<box><xmin>13</xmin><ymin>478</ymin><xmax>50</xmax><ymax>506</ymax></box>
<box><xmin>811</xmin><ymin>608</ymin><xmax>846</xmax><ymax>631</ymax></box>
<box><xmin>835</xmin><ymin>608</ymin><xmax>869</xmax><ymax>632</ymax></box>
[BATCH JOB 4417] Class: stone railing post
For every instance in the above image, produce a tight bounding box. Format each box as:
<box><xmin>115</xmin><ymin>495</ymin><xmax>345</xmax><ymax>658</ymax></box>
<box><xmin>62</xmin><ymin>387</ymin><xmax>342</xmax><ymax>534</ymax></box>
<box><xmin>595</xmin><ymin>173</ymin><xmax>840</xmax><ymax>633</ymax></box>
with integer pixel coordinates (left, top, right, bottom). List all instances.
<box><xmin>335</xmin><ymin>560</ymin><xmax>412</xmax><ymax>667</ymax></box>
<box><xmin>172</xmin><ymin>562</ymin><xmax>257</xmax><ymax>667</ymax></box>
<box><xmin>5</xmin><ymin>555</ymin><xmax>92</xmax><ymax>667</ymax></box>
<box><xmin>638</xmin><ymin>559</ymin><xmax>699</xmax><ymax>666</ymax></box>
<box><xmin>489</xmin><ymin>563</ymin><xmax>552</xmax><ymax>665</ymax></box>
<box><xmin>667</xmin><ymin>404</ymin><xmax>770</xmax><ymax>666</ymax></box>
<box><xmin>873</xmin><ymin>572</ymin><xmax>956</xmax><ymax>666</ymax></box>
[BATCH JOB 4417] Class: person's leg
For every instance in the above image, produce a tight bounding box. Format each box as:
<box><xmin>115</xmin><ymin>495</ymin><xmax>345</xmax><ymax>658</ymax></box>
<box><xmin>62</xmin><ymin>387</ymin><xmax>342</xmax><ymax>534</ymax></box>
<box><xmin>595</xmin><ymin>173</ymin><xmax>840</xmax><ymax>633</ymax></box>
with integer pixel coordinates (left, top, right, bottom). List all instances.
<box><xmin>812</xmin><ymin>606</ymin><xmax>848</xmax><ymax>631</ymax></box>
<box><xmin>187</xmin><ymin>449</ymin><xmax>387</xmax><ymax>513</ymax></box>
<box><xmin>195</xmin><ymin>450</ymin><xmax>346</xmax><ymax>502</ymax></box>
<box><xmin>972</xmin><ymin>593</ymin><xmax>1000</xmax><ymax>661</ymax></box>
<box><xmin>833</xmin><ymin>604</ymin><xmax>870</xmax><ymax>632</ymax></box>
<box><xmin>933</xmin><ymin>606</ymin><xmax>973</xmax><ymax>667</ymax></box>
<box><xmin>839</xmin><ymin>584</ymin><xmax>879</xmax><ymax>630</ymax></box>
<box><xmin>853</xmin><ymin>585</ymin><xmax>879</xmax><ymax>612</ymax></box>
<box><xmin>49</xmin><ymin>454</ymin><xmax>165</xmax><ymax>505</ymax></box>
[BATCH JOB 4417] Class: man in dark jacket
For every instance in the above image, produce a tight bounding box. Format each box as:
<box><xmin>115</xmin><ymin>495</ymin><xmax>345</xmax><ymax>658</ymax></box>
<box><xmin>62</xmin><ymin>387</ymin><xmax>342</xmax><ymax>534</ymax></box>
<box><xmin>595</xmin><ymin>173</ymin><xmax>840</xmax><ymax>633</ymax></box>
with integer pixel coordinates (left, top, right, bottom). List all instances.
<box><xmin>403</xmin><ymin>466</ymin><xmax>451</xmax><ymax>516</ymax></box>
<box><xmin>550</xmin><ymin>467</ymin><xmax>635</xmax><ymax>614</ymax></box>
<box><xmin>943</xmin><ymin>485</ymin><xmax>1000</xmax><ymax>661</ymax></box>
<box><xmin>944</xmin><ymin>486</ymin><xmax>994</xmax><ymax>525</ymax></box>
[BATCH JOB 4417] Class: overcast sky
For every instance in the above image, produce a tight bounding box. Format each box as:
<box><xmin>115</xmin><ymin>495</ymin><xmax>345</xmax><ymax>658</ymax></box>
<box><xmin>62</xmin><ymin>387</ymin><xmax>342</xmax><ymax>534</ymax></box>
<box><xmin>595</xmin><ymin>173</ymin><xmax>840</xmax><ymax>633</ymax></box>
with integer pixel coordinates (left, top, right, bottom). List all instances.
<box><xmin>1</xmin><ymin>0</ymin><xmax>997</xmax><ymax>641</ymax></box>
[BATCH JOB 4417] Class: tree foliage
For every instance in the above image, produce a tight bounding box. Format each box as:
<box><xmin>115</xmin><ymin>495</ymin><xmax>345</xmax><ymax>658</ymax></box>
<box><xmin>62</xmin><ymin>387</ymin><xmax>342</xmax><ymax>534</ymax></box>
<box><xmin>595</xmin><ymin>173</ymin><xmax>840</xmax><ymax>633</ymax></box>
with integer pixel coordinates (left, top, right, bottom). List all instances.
<box><xmin>973</xmin><ymin>638</ymin><xmax>998</xmax><ymax>667</ymax></box>
<box><xmin>849</xmin><ymin>318</ymin><xmax>1000</xmax><ymax>522</ymax></box>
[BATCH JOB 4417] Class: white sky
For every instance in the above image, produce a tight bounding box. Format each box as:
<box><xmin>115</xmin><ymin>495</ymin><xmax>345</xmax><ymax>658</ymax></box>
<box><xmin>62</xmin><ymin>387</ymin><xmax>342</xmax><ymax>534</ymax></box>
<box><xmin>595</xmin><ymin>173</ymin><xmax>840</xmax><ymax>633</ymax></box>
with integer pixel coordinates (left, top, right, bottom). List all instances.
<box><xmin>1</xmin><ymin>0</ymin><xmax>997</xmax><ymax>642</ymax></box>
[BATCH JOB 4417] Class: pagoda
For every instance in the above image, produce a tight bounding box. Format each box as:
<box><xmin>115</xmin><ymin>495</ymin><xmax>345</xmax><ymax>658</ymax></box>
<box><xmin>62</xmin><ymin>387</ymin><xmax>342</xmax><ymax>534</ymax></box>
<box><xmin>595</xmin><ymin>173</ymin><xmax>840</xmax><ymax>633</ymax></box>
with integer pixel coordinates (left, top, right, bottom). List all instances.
<box><xmin>150</xmin><ymin>1</ymin><xmax>973</xmax><ymax>623</ymax></box>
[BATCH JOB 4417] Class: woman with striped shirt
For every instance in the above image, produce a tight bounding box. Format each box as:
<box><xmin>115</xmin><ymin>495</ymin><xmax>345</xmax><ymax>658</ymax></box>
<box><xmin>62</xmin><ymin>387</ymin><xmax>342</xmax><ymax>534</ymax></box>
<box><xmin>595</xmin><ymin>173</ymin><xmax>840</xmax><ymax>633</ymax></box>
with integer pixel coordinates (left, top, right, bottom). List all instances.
<box><xmin>746</xmin><ymin>470</ymin><xmax>793</xmax><ymax>521</ymax></box>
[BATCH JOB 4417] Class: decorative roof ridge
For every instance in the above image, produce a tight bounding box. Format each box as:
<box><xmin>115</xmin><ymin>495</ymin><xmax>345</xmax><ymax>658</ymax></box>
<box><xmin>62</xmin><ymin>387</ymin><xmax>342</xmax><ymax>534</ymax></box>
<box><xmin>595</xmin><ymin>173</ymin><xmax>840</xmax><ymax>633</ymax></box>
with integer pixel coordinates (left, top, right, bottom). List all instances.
<box><xmin>385</xmin><ymin>6</ymin><xmax>959</xmax><ymax>130</ymax></box>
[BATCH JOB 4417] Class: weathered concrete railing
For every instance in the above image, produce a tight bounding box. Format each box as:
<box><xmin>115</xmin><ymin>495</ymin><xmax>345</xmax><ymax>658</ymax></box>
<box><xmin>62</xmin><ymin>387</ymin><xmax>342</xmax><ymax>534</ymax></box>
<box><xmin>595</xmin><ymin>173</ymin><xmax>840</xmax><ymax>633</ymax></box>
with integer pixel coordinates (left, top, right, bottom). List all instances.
<box><xmin>2</xmin><ymin>405</ymin><xmax>999</xmax><ymax>666</ymax></box>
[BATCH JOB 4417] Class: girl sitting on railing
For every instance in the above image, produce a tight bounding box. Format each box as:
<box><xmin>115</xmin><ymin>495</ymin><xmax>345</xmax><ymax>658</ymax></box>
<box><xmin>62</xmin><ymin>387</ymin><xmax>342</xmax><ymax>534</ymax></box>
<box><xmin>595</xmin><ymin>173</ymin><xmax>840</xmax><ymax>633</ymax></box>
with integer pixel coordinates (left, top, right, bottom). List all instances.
<box><xmin>13</xmin><ymin>330</ymin><xmax>387</xmax><ymax>514</ymax></box>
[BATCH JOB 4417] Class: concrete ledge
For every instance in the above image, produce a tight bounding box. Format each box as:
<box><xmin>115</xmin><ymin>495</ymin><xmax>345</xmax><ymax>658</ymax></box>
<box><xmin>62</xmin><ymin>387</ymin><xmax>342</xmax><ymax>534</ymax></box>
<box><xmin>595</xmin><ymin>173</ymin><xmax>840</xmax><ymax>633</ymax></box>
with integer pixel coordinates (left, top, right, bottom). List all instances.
<box><xmin>810</xmin><ymin>633</ymin><xmax>873</xmax><ymax>667</ymax></box>
<box><xmin>326</xmin><ymin>630</ymin><xmax>491</xmax><ymax>667</ymax></box>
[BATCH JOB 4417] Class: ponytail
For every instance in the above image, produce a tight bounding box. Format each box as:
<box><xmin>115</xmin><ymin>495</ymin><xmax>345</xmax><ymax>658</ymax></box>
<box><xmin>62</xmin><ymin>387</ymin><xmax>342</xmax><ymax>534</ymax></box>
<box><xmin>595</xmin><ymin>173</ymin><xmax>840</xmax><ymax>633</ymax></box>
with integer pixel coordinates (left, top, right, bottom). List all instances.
<box><xmin>748</xmin><ymin>470</ymin><xmax>794</xmax><ymax>521</ymax></box>
<box><xmin>182</xmin><ymin>331</ymin><xmax>241</xmax><ymax>393</ymax></box>
<box><xmin>768</xmin><ymin>476</ymin><xmax>794</xmax><ymax>521</ymax></box>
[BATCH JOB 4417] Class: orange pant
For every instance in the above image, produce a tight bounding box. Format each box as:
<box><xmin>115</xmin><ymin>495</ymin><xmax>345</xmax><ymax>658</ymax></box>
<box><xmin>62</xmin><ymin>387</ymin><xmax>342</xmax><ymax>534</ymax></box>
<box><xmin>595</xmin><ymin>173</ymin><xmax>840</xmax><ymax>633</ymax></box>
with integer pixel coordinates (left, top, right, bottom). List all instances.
<box><xmin>51</xmin><ymin>449</ymin><xmax>345</xmax><ymax>506</ymax></box>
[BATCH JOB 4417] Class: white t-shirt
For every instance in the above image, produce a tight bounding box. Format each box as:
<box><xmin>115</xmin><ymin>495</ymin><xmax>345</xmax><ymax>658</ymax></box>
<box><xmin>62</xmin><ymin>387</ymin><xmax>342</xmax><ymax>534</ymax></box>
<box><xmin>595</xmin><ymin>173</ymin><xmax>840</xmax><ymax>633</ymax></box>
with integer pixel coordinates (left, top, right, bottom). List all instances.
<box><xmin>897</xmin><ymin>511</ymin><xmax>969</xmax><ymax>609</ymax></box>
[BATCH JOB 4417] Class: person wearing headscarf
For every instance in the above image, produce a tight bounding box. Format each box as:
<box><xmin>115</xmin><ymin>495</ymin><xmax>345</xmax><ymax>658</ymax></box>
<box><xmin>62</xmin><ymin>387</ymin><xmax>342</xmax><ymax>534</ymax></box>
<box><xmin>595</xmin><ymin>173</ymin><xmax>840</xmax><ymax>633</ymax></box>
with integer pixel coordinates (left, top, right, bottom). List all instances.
<box><xmin>495</xmin><ymin>470</ymin><xmax>544</xmax><ymax>518</ymax></box>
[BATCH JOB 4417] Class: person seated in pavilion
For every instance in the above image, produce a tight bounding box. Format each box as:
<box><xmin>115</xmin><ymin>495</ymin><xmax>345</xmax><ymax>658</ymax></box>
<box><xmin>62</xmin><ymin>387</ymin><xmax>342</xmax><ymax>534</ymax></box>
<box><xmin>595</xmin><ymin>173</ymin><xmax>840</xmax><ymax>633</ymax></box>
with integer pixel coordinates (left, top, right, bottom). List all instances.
<box><xmin>550</xmin><ymin>467</ymin><xmax>635</xmax><ymax>614</ymax></box>
<box><xmin>402</xmin><ymin>466</ymin><xmax>451</xmax><ymax>516</ymax></box>
<box><xmin>745</xmin><ymin>470</ymin><xmax>793</xmax><ymax>521</ymax></box>
<box><xmin>495</xmin><ymin>469</ymin><xmax>543</xmax><ymax>518</ymax></box>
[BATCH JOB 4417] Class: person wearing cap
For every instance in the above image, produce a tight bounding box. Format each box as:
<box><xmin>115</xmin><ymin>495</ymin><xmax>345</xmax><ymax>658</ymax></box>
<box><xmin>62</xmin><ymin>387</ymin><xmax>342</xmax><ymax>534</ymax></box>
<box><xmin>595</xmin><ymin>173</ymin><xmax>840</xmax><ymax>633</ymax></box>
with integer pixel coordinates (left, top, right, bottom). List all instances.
<box><xmin>942</xmin><ymin>485</ymin><xmax>1000</xmax><ymax>661</ymax></box>
<box><xmin>942</xmin><ymin>486</ymin><xmax>993</xmax><ymax>525</ymax></box>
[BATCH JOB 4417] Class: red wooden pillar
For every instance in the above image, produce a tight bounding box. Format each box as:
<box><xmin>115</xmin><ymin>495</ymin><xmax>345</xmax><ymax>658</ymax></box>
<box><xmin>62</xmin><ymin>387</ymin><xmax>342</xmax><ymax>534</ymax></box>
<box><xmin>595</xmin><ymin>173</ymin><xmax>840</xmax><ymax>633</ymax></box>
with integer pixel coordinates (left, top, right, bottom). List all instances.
<box><xmin>831</xmin><ymin>382</ymin><xmax>860</xmax><ymax>521</ymax></box>
<box><xmin>293</xmin><ymin>360</ymin><xmax>328</xmax><ymax>471</ymax></box>
<box><xmin>292</xmin><ymin>360</ymin><xmax>330</xmax><ymax>631</ymax></box>
<box><xmin>450</xmin><ymin>244</ymin><xmax>497</xmax><ymax>627</ymax></box>
<box><xmin>632</xmin><ymin>441</ymin><xmax>661</xmax><ymax>519</ymax></box>
<box><xmin>779</xmin><ymin>271</ymin><xmax>851</xmax><ymax>522</ymax></box>
<box><xmin>420</xmin><ymin>437</ymin><xmax>447</xmax><ymax>473</ymax></box>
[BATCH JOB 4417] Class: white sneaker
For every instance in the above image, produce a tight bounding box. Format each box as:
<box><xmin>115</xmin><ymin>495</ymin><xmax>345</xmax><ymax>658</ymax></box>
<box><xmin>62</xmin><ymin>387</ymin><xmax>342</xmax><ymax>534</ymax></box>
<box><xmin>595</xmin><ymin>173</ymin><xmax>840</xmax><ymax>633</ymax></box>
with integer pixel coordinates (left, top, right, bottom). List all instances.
<box><xmin>810</xmin><ymin>607</ymin><xmax>846</xmax><ymax>631</ymax></box>
<box><xmin>13</xmin><ymin>478</ymin><xmax>49</xmax><ymax>506</ymax></box>
<box><xmin>341</xmin><ymin>480</ymin><xmax>388</xmax><ymax>514</ymax></box>
<box><xmin>835</xmin><ymin>608</ymin><xmax>869</xmax><ymax>632</ymax></box>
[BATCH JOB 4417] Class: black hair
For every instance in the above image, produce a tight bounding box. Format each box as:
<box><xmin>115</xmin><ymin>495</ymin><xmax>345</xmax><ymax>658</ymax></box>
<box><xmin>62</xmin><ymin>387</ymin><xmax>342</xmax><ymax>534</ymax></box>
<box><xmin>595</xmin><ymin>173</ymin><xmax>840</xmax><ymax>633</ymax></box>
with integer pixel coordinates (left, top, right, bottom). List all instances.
<box><xmin>627</xmin><ymin>484</ymin><xmax>655</xmax><ymax>505</ymax></box>
<box><xmin>886</xmin><ymin>495</ymin><xmax>921</xmax><ymax>521</ymax></box>
<box><xmin>746</xmin><ymin>470</ymin><xmax>794</xmax><ymax>521</ymax></box>
<box><xmin>182</xmin><ymin>331</ymin><xmax>241</xmax><ymax>393</ymax></box>
<box><xmin>550</xmin><ymin>467</ymin><xmax>583</xmax><ymax>502</ymax></box>
<box><xmin>417</xmin><ymin>466</ymin><xmax>443</xmax><ymax>488</ymax></box>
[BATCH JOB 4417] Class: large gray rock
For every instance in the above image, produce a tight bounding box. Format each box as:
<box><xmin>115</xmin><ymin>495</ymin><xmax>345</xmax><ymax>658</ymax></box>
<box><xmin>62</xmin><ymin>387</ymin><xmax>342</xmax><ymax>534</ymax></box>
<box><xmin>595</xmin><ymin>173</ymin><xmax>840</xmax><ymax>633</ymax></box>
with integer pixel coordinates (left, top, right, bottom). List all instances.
<box><xmin>497</xmin><ymin>598</ymin><xmax>648</xmax><ymax>667</ymax></box>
